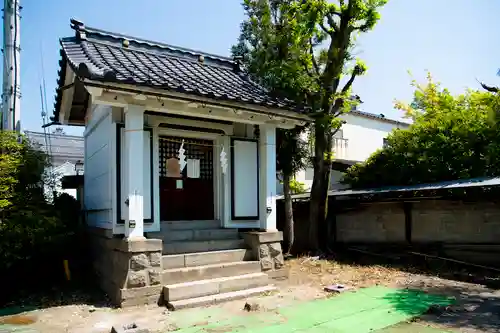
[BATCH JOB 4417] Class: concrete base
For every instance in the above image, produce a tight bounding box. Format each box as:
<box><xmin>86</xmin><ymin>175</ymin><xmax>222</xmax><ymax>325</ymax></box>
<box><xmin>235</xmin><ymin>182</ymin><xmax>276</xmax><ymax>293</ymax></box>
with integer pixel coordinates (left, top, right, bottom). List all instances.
<box><xmin>88</xmin><ymin>228</ymin><xmax>163</xmax><ymax>307</ymax></box>
<box><xmin>242</xmin><ymin>231</ymin><xmax>286</xmax><ymax>279</ymax></box>
<box><xmin>167</xmin><ymin>285</ymin><xmax>277</xmax><ymax>310</ymax></box>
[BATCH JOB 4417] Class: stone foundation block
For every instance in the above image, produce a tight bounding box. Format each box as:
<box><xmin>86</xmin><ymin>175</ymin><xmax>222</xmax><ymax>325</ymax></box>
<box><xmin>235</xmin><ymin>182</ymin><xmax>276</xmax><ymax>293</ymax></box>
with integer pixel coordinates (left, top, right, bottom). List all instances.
<box><xmin>242</xmin><ymin>231</ymin><xmax>286</xmax><ymax>279</ymax></box>
<box><xmin>88</xmin><ymin>232</ymin><xmax>163</xmax><ymax>308</ymax></box>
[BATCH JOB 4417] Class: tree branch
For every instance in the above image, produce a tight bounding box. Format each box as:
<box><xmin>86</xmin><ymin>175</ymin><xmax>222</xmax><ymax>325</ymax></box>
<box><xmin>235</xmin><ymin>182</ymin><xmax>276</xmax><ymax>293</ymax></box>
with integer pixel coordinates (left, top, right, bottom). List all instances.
<box><xmin>480</xmin><ymin>82</ymin><xmax>499</xmax><ymax>93</ymax></box>
<box><xmin>309</xmin><ymin>38</ymin><xmax>320</xmax><ymax>75</ymax></box>
<box><xmin>353</xmin><ymin>23</ymin><xmax>369</xmax><ymax>31</ymax></box>
<box><xmin>318</xmin><ymin>21</ymin><xmax>330</xmax><ymax>35</ymax></box>
<box><xmin>301</xmin><ymin>60</ymin><xmax>315</xmax><ymax>78</ymax></box>
<box><xmin>330</xmin><ymin>9</ymin><xmax>342</xmax><ymax>18</ymax></box>
<box><xmin>342</xmin><ymin>71</ymin><xmax>357</xmax><ymax>93</ymax></box>
<box><xmin>329</xmin><ymin>71</ymin><xmax>359</xmax><ymax>116</ymax></box>
<box><xmin>326</xmin><ymin>13</ymin><xmax>339</xmax><ymax>32</ymax></box>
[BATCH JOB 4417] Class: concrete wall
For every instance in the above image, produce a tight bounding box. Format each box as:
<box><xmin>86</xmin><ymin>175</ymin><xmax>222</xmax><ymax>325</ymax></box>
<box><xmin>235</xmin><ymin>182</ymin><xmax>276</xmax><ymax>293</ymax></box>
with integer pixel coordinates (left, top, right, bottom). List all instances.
<box><xmin>336</xmin><ymin>203</ymin><xmax>406</xmax><ymax>242</ymax></box>
<box><xmin>277</xmin><ymin>198</ymin><xmax>500</xmax><ymax>253</ymax></box>
<box><xmin>412</xmin><ymin>200</ymin><xmax>500</xmax><ymax>243</ymax></box>
<box><xmin>334</xmin><ymin>199</ymin><xmax>500</xmax><ymax>244</ymax></box>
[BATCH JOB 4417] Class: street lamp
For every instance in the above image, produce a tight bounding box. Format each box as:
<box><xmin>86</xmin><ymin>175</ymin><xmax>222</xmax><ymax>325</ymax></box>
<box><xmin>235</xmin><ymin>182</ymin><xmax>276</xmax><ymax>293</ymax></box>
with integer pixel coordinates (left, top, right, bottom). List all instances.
<box><xmin>75</xmin><ymin>160</ymin><xmax>84</xmax><ymax>175</ymax></box>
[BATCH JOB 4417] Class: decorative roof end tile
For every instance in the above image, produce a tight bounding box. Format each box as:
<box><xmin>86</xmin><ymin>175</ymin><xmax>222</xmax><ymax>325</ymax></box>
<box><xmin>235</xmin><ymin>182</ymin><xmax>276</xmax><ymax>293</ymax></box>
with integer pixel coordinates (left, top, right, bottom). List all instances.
<box><xmin>103</xmin><ymin>69</ymin><xmax>117</xmax><ymax>82</ymax></box>
<box><xmin>70</xmin><ymin>18</ymin><xmax>87</xmax><ymax>41</ymax></box>
<box><xmin>233</xmin><ymin>55</ymin><xmax>243</xmax><ymax>73</ymax></box>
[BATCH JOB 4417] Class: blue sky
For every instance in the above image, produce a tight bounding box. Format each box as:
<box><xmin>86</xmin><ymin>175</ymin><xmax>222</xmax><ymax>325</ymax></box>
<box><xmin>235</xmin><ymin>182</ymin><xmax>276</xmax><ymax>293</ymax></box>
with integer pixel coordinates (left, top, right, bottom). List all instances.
<box><xmin>9</xmin><ymin>0</ymin><xmax>500</xmax><ymax>135</ymax></box>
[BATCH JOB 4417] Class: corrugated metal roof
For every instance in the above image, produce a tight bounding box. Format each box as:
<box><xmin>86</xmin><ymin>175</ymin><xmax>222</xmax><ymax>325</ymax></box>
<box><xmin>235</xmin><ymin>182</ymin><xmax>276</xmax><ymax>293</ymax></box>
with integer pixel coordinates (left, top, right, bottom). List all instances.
<box><xmin>278</xmin><ymin>176</ymin><xmax>500</xmax><ymax>200</ymax></box>
<box><xmin>330</xmin><ymin>176</ymin><xmax>500</xmax><ymax>196</ymax></box>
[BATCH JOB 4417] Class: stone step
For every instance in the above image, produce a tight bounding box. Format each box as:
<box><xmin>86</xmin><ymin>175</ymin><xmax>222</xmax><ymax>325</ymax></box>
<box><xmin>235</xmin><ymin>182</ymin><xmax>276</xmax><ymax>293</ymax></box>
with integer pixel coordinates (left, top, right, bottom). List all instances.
<box><xmin>163</xmin><ymin>239</ymin><xmax>246</xmax><ymax>255</ymax></box>
<box><xmin>162</xmin><ymin>249</ymin><xmax>252</xmax><ymax>269</ymax></box>
<box><xmin>167</xmin><ymin>285</ymin><xmax>277</xmax><ymax>310</ymax></box>
<box><xmin>164</xmin><ymin>272</ymin><xmax>269</xmax><ymax>302</ymax></box>
<box><xmin>162</xmin><ymin>261</ymin><xmax>261</xmax><ymax>285</ymax></box>
<box><xmin>161</xmin><ymin>220</ymin><xmax>221</xmax><ymax>230</ymax></box>
<box><xmin>159</xmin><ymin>228</ymin><xmax>240</xmax><ymax>242</ymax></box>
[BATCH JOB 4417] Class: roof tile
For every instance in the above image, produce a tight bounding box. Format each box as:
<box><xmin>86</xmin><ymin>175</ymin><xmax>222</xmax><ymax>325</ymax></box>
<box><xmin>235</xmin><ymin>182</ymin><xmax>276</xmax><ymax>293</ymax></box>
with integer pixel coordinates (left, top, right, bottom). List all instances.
<box><xmin>53</xmin><ymin>20</ymin><xmax>299</xmax><ymax>121</ymax></box>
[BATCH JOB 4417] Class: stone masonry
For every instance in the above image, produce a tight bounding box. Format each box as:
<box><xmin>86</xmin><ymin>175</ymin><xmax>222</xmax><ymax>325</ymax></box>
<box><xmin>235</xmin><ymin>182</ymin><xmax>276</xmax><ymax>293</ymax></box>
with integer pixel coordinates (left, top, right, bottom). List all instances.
<box><xmin>334</xmin><ymin>199</ymin><xmax>500</xmax><ymax>244</ymax></box>
<box><xmin>242</xmin><ymin>231</ymin><xmax>288</xmax><ymax>279</ymax></box>
<box><xmin>88</xmin><ymin>229</ymin><xmax>163</xmax><ymax>307</ymax></box>
<box><xmin>411</xmin><ymin>200</ymin><xmax>500</xmax><ymax>243</ymax></box>
<box><xmin>336</xmin><ymin>203</ymin><xmax>405</xmax><ymax>243</ymax></box>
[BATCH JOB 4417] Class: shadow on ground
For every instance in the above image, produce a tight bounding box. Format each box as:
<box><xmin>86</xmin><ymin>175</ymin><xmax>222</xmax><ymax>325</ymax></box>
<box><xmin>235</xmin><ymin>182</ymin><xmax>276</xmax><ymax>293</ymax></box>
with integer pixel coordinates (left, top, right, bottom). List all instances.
<box><xmin>0</xmin><ymin>262</ymin><xmax>112</xmax><ymax>319</ymax></box>
<box><xmin>328</xmin><ymin>247</ymin><xmax>500</xmax><ymax>332</ymax></box>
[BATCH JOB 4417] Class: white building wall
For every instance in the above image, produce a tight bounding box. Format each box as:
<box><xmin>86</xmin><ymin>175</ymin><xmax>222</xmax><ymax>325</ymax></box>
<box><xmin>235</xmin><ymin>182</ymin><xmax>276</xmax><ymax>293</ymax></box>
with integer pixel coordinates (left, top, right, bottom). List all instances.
<box><xmin>84</xmin><ymin>105</ymin><xmax>114</xmax><ymax>229</ymax></box>
<box><xmin>43</xmin><ymin>161</ymin><xmax>77</xmax><ymax>201</ymax></box>
<box><xmin>53</xmin><ymin>161</ymin><xmax>77</xmax><ymax>198</ymax></box>
<box><xmin>281</xmin><ymin>113</ymin><xmax>408</xmax><ymax>194</ymax></box>
<box><xmin>339</xmin><ymin>113</ymin><xmax>403</xmax><ymax>162</ymax></box>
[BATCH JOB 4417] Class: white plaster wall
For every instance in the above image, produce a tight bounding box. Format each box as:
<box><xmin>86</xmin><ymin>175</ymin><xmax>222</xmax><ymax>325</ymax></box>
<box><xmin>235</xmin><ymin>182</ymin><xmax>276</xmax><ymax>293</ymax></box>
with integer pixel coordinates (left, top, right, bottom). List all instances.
<box><xmin>281</xmin><ymin>114</ymin><xmax>408</xmax><ymax>194</ymax></box>
<box><xmin>44</xmin><ymin>161</ymin><xmax>78</xmax><ymax>201</ymax></box>
<box><xmin>84</xmin><ymin>105</ymin><xmax>114</xmax><ymax>229</ymax></box>
<box><xmin>339</xmin><ymin>113</ymin><xmax>405</xmax><ymax>162</ymax></box>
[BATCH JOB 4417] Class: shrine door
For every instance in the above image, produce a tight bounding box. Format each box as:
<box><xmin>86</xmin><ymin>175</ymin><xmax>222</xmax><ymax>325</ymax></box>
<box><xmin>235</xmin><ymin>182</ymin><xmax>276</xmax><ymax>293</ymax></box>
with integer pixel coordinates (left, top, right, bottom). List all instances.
<box><xmin>158</xmin><ymin>136</ymin><xmax>215</xmax><ymax>221</ymax></box>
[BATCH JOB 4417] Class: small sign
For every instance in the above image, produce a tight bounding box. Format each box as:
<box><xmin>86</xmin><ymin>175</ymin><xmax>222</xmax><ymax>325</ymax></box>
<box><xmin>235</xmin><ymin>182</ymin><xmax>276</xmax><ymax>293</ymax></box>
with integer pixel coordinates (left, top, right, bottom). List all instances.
<box><xmin>176</xmin><ymin>179</ymin><xmax>183</xmax><ymax>189</ymax></box>
<box><xmin>187</xmin><ymin>159</ymin><xmax>200</xmax><ymax>178</ymax></box>
<box><xmin>166</xmin><ymin>158</ymin><xmax>181</xmax><ymax>178</ymax></box>
<box><xmin>267</xmin><ymin>196</ymin><xmax>273</xmax><ymax>207</ymax></box>
<box><xmin>129</xmin><ymin>220</ymin><xmax>136</xmax><ymax>228</ymax></box>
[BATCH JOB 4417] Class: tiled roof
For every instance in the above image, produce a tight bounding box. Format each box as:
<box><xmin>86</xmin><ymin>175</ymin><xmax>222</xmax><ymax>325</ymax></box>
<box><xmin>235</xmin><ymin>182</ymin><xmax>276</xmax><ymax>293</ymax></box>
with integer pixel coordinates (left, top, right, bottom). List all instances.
<box><xmin>53</xmin><ymin>19</ymin><xmax>298</xmax><ymax>121</ymax></box>
<box><xmin>24</xmin><ymin>131</ymin><xmax>84</xmax><ymax>165</ymax></box>
<box><xmin>351</xmin><ymin>109</ymin><xmax>410</xmax><ymax>126</ymax></box>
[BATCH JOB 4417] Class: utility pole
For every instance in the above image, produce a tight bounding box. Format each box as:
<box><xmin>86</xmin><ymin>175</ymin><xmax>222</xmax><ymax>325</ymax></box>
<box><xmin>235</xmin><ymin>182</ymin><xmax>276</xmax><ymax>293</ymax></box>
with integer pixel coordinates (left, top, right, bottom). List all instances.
<box><xmin>1</xmin><ymin>0</ymin><xmax>21</xmax><ymax>131</ymax></box>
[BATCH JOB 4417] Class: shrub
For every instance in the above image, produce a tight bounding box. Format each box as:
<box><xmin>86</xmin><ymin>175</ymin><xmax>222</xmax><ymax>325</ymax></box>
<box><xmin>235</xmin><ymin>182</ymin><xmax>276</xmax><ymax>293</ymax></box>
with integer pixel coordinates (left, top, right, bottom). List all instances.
<box><xmin>289</xmin><ymin>179</ymin><xmax>307</xmax><ymax>194</ymax></box>
<box><xmin>0</xmin><ymin>131</ymin><xmax>84</xmax><ymax>303</ymax></box>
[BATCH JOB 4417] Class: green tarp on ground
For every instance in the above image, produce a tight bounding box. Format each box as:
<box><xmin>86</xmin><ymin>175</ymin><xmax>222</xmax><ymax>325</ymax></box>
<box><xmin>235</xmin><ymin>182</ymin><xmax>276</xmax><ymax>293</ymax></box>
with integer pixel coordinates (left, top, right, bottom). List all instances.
<box><xmin>172</xmin><ymin>286</ymin><xmax>454</xmax><ymax>333</ymax></box>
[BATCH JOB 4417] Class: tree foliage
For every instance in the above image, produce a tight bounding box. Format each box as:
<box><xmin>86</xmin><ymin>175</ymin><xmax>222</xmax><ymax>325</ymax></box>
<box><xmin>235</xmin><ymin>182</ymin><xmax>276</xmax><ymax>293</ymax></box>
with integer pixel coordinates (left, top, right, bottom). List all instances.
<box><xmin>343</xmin><ymin>73</ymin><xmax>500</xmax><ymax>188</ymax></box>
<box><xmin>0</xmin><ymin>131</ymin><xmax>49</xmax><ymax>209</ymax></box>
<box><xmin>0</xmin><ymin>131</ymin><xmax>84</xmax><ymax>303</ymax></box>
<box><xmin>233</xmin><ymin>0</ymin><xmax>387</xmax><ymax>251</ymax></box>
<box><xmin>233</xmin><ymin>0</ymin><xmax>314</xmax><ymax>254</ymax></box>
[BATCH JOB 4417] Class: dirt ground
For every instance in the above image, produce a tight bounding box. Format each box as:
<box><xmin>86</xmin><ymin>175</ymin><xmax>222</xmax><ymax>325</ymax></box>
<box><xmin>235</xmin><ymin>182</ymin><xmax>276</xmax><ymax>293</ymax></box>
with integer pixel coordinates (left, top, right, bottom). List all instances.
<box><xmin>1</xmin><ymin>256</ymin><xmax>499</xmax><ymax>333</ymax></box>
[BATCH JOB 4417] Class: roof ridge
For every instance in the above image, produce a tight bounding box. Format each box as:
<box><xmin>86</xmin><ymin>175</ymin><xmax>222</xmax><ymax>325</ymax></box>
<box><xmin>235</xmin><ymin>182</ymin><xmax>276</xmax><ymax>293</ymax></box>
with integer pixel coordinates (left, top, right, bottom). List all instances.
<box><xmin>69</xmin><ymin>18</ymin><xmax>234</xmax><ymax>64</ymax></box>
<box><xmin>81</xmin><ymin>37</ymin><xmax>236</xmax><ymax>72</ymax></box>
<box><xmin>350</xmin><ymin>110</ymin><xmax>410</xmax><ymax>126</ymax></box>
<box><xmin>24</xmin><ymin>130</ymin><xmax>84</xmax><ymax>140</ymax></box>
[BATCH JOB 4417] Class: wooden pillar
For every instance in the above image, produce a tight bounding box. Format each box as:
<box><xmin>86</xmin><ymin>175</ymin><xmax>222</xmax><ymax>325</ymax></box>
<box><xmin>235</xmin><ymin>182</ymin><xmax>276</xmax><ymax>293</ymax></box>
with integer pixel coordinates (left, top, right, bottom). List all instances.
<box><xmin>259</xmin><ymin>124</ymin><xmax>277</xmax><ymax>231</ymax></box>
<box><xmin>124</xmin><ymin>104</ymin><xmax>145</xmax><ymax>239</ymax></box>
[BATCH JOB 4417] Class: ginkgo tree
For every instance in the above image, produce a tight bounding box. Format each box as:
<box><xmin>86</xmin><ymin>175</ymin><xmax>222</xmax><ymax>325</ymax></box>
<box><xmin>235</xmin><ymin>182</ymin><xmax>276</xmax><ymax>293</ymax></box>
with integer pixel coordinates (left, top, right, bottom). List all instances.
<box><xmin>233</xmin><ymin>0</ymin><xmax>388</xmax><ymax>251</ymax></box>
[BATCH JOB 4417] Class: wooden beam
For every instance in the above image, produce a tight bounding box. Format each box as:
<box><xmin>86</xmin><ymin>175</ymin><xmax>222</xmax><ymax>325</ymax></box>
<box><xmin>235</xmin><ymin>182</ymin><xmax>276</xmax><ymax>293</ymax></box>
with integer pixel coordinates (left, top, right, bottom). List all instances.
<box><xmin>59</xmin><ymin>64</ymin><xmax>76</xmax><ymax>124</ymax></box>
<box><xmin>82</xmin><ymin>79</ymin><xmax>311</xmax><ymax>123</ymax></box>
<box><xmin>92</xmin><ymin>91</ymin><xmax>297</xmax><ymax>128</ymax></box>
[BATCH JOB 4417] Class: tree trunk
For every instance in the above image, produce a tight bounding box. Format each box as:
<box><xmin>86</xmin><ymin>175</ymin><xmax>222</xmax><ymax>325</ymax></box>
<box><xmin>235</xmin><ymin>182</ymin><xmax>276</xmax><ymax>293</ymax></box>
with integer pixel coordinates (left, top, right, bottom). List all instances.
<box><xmin>282</xmin><ymin>171</ymin><xmax>294</xmax><ymax>255</ymax></box>
<box><xmin>308</xmin><ymin>124</ymin><xmax>333</xmax><ymax>252</ymax></box>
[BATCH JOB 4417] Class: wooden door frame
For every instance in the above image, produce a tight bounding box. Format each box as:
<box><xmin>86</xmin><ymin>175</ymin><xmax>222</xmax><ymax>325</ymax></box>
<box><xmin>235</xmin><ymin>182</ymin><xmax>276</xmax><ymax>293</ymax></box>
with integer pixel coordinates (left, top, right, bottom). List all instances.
<box><xmin>156</xmin><ymin>127</ymin><xmax>221</xmax><ymax>222</ymax></box>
